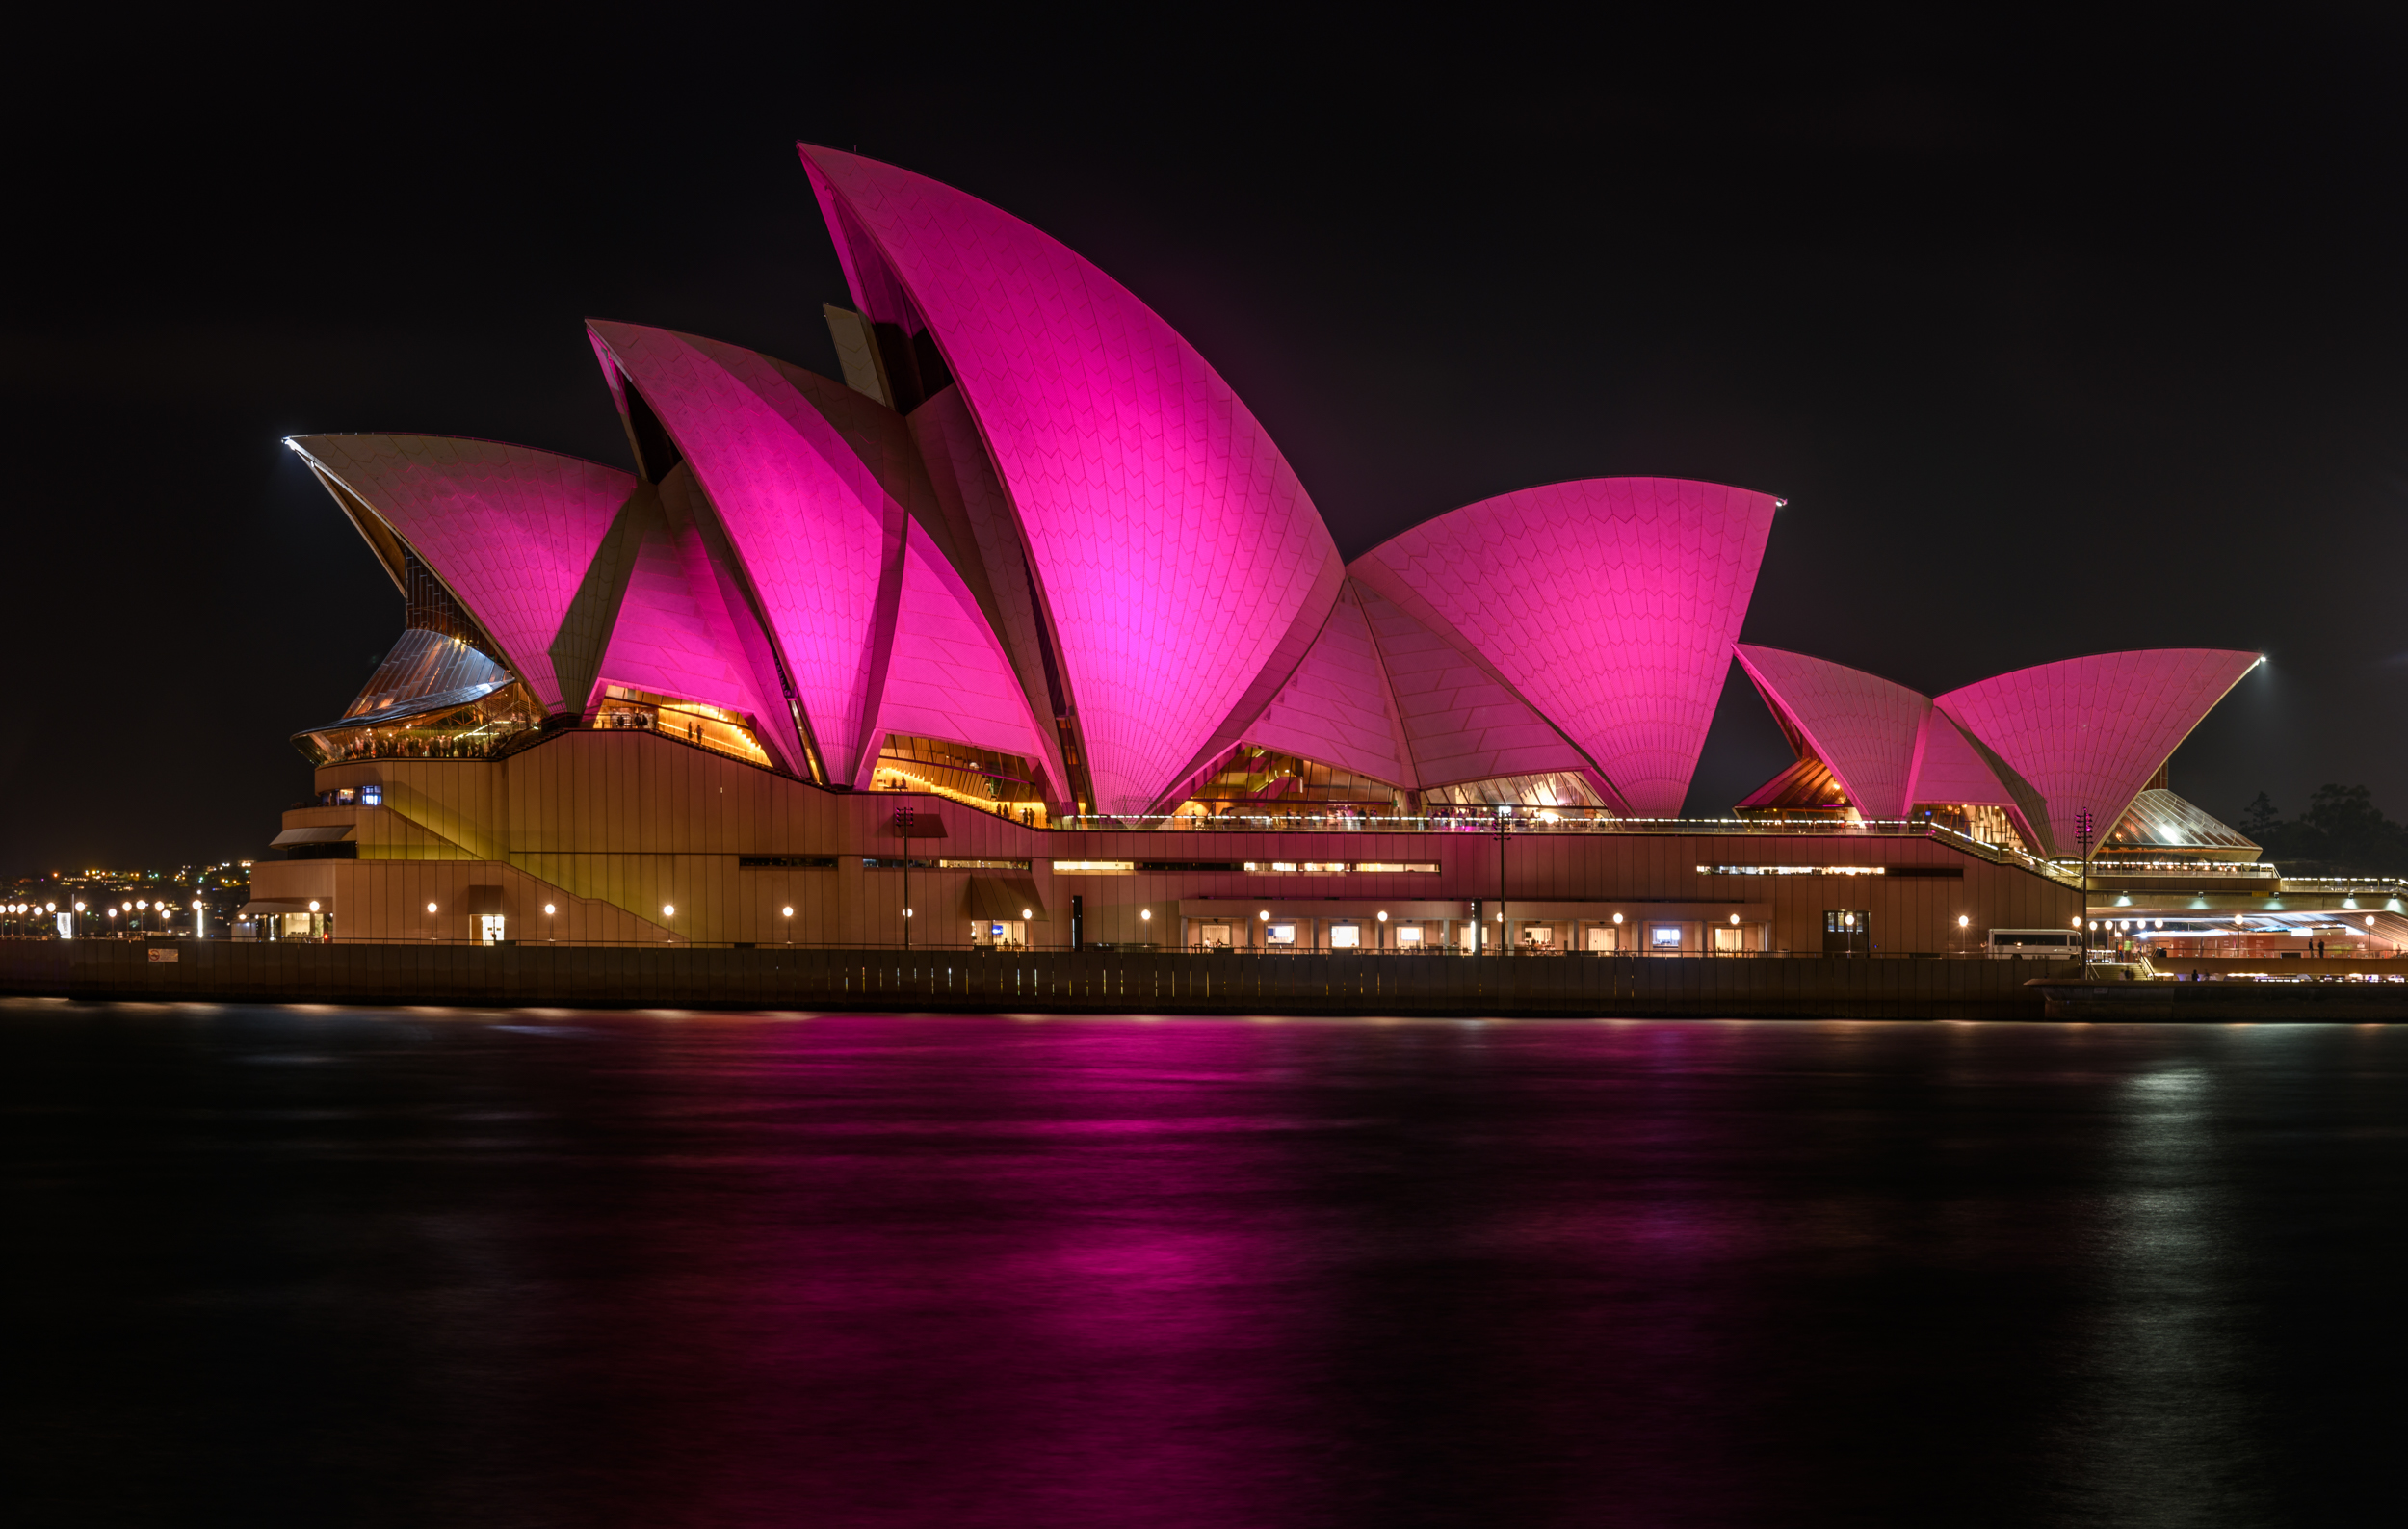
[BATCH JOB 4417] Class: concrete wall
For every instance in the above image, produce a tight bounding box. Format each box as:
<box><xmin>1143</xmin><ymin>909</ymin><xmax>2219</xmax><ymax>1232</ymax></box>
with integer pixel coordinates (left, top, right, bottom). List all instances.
<box><xmin>0</xmin><ymin>939</ymin><xmax>2067</xmax><ymax>1019</ymax></box>
<box><xmin>250</xmin><ymin>731</ymin><xmax>2080</xmax><ymax>952</ymax></box>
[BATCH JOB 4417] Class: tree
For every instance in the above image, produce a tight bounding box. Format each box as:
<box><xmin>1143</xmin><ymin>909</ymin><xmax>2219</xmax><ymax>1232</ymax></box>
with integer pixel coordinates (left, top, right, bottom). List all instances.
<box><xmin>2238</xmin><ymin>792</ymin><xmax>2282</xmax><ymax>838</ymax></box>
<box><xmin>2299</xmin><ymin>784</ymin><xmax>2408</xmax><ymax>875</ymax></box>
<box><xmin>2246</xmin><ymin>784</ymin><xmax>2408</xmax><ymax>876</ymax></box>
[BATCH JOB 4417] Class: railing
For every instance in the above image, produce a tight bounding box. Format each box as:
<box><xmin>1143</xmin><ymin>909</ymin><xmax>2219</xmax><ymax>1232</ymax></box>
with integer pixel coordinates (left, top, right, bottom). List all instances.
<box><xmin>202</xmin><ymin>935</ymin><xmax>2069</xmax><ymax>959</ymax></box>
<box><xmin>1055</xmin><ymin>813</ymin><xmax>2076</xmax><ymax>882</ymax></box>
<box><xmin>2085</xmin><ymin>861</ymin><xmax>2278</xmax><ymax>879</ymax></box>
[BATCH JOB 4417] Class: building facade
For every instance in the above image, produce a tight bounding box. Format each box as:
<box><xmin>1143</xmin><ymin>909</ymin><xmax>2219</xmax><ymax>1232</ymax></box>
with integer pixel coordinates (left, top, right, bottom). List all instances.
<box><xmin>248</xmin><ymin>147</ymin><xmax>2272</xmax><ymax>955</ymax></box>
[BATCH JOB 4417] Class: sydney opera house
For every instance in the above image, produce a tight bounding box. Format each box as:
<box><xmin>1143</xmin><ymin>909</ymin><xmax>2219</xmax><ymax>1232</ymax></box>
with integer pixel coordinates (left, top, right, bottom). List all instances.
<box><xmin>249</xmin><ymin>145</ymin><xmax>2352</xmax><ymax>960</ymax></box>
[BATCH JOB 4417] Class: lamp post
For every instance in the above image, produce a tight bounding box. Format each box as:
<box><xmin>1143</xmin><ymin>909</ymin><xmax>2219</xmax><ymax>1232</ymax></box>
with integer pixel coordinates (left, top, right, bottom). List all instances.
<box><xmin>894</xmin><ymin>804</ymin><xmax>912</xmax><ymax>952</ymax></box>
<box><xmin>1494</xmin><ymin>802</ymin><xmax>1512</xmax><ymax>955</ymax></box>
<box><xmin>2074</xmin><ymin>808</ymin><xmax>2095</xmax><ymax>966</ymax></box>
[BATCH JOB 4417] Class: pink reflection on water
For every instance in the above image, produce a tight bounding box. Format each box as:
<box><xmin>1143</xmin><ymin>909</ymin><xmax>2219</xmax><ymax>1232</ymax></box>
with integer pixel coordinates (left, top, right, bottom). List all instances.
<box><xmin>503</xmin><ymin>1017</ymin><xmax>1785</xmax><ymax>1526</ymax></box>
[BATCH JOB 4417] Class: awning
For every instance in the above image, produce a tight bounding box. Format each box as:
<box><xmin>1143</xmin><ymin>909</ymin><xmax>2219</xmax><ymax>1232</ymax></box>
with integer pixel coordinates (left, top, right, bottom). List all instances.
<box><xmin>964</xmin><ymin>877</ymin><xmax>1047</xmax><ymax>921</ymax></box>
<box><xmin>239</xmin><ymin>900</ymin><xmax>327</xmax><ymax>916</ymax></box>
<box><xmin>270</xmin><ymin>825</ymin><xmax>354</xmax><ymax>846</ymax></box>
<box><xmin>460</xmin><ymin>885</ymin><xmax>505</xmax><ymax>915</ymax></box>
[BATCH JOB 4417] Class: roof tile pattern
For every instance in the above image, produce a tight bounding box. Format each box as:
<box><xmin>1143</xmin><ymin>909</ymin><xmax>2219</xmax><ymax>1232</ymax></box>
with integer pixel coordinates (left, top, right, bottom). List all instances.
<box><xmin>798</xmin><ymin>145</ymin><xmax>1345</xmax><ymax>812</ymax></box>
<box><xmin>1243</xmin><ymin>584</ymin><xmax>1413</xmax><ymax>788</ymax></box>
<box><xmin>593</xmin><ymin>493</ymin><xmax>775</xmax><ymax>726</ymax></box>
<box><xmin>1354</xmin><ymin>585</ymin><xmax>1596</xmax><ymax>796</ymax></box>
<box><xmin>1733</xmin><ymin>646</ymin><xmax>1929</xmax><ymax>819</ymax></box>
<box><xmin>589</xmin><ymin>321</ymin><xmax>907</xmax><ymax>784</ymax></box>
<box><xmin>1935</xmin><ymin>650</ymin><xmax>2261</xmax><ymax>855</ymax></box>
<box><xmin>872</xmin><ymin>529</ymin><xmax>1062</xmax><ymax>794</ymax></box>
<box><xmin>1350</xmin><ymin>479</ymin><xmax>1777</xmax><ymax>816</ymax></box>
<box><xmin>1906</xmin><ymin>711</ymin><xmax>2018</xmax><ymax>808</ymax></box>
<box><xmin>286</xmin><ymin>435</ymin><xmax>632</xmax><ymax>713</ymax></box>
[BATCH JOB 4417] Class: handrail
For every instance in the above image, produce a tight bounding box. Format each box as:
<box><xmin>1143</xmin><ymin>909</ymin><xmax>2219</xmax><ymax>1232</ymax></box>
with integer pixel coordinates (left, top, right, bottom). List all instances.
<box><xmin>1052</xmin><ymin>813</ymin><xmax>2076</xmax><ymax>882</ymax></box>
<box><xmin>164</xmin><ymin>936</ymin><xmax>2103</xmax><ymax>960</ymax></box>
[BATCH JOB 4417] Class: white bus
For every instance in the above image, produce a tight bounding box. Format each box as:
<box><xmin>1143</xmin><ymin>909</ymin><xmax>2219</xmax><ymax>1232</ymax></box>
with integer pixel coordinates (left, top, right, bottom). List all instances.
<box><xmin>1987</xmin><ymin>928</ymin><xmax>2082</xmax><ymax>958</ymax></box>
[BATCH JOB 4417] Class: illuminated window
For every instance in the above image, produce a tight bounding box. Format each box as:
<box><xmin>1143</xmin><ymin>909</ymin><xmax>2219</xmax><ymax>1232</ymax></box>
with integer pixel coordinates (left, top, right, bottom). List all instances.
<box><xmin>1699</xmin><ymin>865</ymin><xmax>1887</xmax><ymax>876</ymax></box>
<box><xmin>1649</xmin><ymin>924</ymin><xmax>1684</xmax><ymax>950</ymax></box>
<box><xmin>1181</xmin><ymin>745</ymin><xmax>1405</xmax><ymax>811</ymax></box>
<box><xmin>595</xmin><ymin>687</ymin><xmax>772</xmax><ymax>767</ymax></box>
<box><xmin>876</xmin><ymin>735</ymin><xmax>1046</xmax><ymax>818</ymax></box>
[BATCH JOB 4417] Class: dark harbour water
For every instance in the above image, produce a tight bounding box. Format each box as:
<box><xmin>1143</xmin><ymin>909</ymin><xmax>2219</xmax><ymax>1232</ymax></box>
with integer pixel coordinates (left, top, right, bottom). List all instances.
<box><xmin>6</xmin><ymin>1004</ymin><xmax>2407</xmax><ymax>1529</ymax></box>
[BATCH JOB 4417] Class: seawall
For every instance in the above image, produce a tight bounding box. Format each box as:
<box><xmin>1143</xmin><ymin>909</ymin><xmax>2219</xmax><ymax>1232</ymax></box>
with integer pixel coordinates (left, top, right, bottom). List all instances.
<box><xmin>0</xmin><ymin>940</ymin><xmax>2068</xmax><ymax>1019</ymax></box>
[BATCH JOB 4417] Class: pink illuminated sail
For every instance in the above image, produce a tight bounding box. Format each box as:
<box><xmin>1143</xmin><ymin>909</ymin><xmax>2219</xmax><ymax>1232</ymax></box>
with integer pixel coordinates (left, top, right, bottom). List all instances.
<box><xmin>798</xmin><ymin>145</ymin><xmax>1345</xmax><ymax>813</ymax></box>
<box><xmin>1243</xmin><ymin>584</ymin><xmax>1414</xmax><ymax>789</ymax></box>
<box><xmin>1352</xmin><ymin>582</ymin><xmax>1598</xmax><ymax>798</ymax></box>
<box><xmin>588</xmin><ymin>321</ymin><xmax>908</xmax><ymax>785</ymax></box>
<box><xmin>591</xmin><ymin>494</ymin><xmax>779</xmax><ymax>730</ymax></box>
<box><xmin>286</xmin><ymin>435</ymin><xmax>633</xmax><ymax>714</ymax></box>
<box><xmin>870</xmin><ymin>528</ymin><xmax>1065</xmax><ymax>796</ymax></box>
<box><xmin>1350</xmin><ymin>479</ymin><xmax>1778</xmax><ymax>817</ymax></box>
<box><xmin>1934</xmin><ymin>649</ymin><xmax>2262</xmax><ymax>856</ymax></box>
<box><xmin>1733</xmin><ymin>646</ymin><xmax>1928</xmax><ymax>819</ymax></box>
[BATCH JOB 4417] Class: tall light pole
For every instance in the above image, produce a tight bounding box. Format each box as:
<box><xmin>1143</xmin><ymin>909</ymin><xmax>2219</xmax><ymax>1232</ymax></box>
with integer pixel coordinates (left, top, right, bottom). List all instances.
<box><xmin>2075</xmin><ymin>808</ymin><xmax>2095</xmax><ymax>966</ymax></box>
<box><xmin>894</xmin><ymin>804</ymin><xmax>913</xmax><ymax>952</ymax></box>
<box><xmin>1494</xmin><ymin>802</ymin><xmax>1511</xmax><ymax>955</ymax></box>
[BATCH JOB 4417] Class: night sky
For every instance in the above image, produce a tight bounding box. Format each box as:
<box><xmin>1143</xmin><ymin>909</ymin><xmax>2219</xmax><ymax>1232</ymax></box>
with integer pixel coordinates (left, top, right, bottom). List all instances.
<box><xmin>7</xmin><ymin>13</ymin><xmax>2403</xmax><ymax>871</ymax></box>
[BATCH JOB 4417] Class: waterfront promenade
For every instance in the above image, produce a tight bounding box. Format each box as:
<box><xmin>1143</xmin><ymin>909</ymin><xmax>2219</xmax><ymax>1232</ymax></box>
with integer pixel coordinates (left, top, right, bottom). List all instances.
<box><xmin>0</xmin><ymin>940</ymin><xmax>2065</xmax><ymax>1019</ymax></box>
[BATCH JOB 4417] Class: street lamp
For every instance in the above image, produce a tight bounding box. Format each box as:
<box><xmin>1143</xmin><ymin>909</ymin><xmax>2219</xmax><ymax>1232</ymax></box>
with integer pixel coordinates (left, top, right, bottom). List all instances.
<box><xmin>1493</xmin><ymin>802</ymin><xmax>1512</xmax><ymax>955</ymax></box>
<box><xmin>894</xmin><ymin>804</ymin><xmax>914</xmax><ymax>952</ymax></box>
<box><xmin>2074</xmin><ymin>807</ymin><xmax>2096</xmax><ymax>965</ymax></box>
